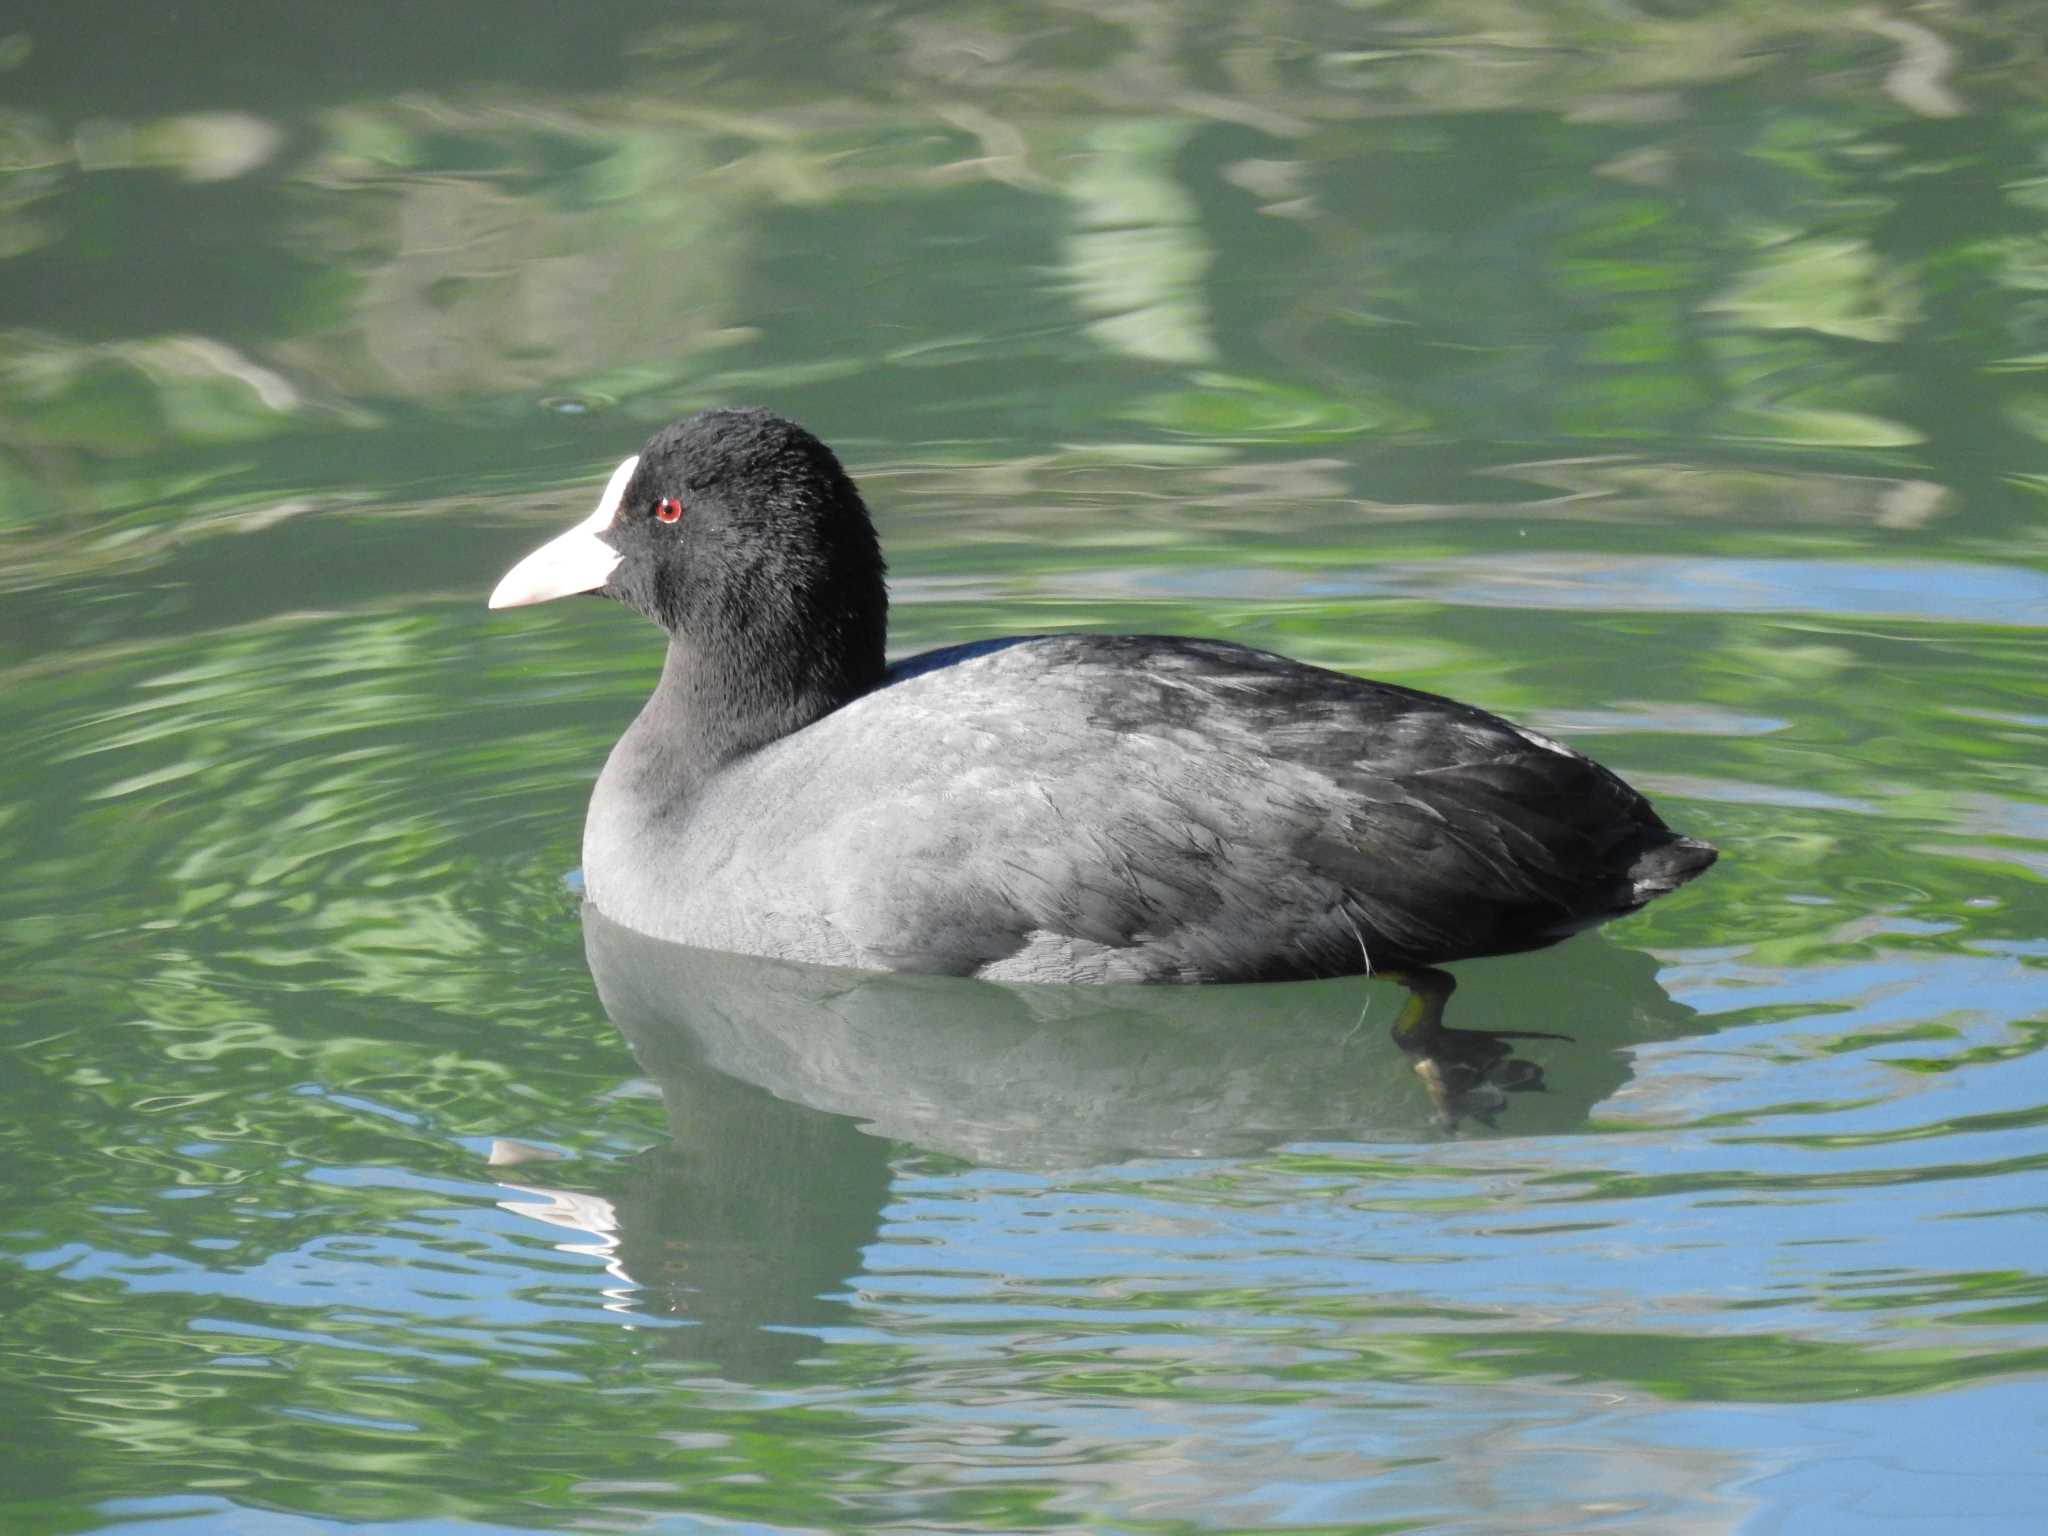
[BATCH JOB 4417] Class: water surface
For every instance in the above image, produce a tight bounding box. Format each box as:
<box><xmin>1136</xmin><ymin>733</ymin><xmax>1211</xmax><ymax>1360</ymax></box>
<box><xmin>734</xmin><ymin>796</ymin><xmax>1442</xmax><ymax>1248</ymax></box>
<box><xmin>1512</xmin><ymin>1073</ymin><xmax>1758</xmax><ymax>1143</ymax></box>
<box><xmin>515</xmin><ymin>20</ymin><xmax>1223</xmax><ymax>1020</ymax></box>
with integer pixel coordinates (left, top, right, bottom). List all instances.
<box><xmin>3</xmin><ymin>4</ymin><xmax>2046</xmax><ymax>1532</ymax></box>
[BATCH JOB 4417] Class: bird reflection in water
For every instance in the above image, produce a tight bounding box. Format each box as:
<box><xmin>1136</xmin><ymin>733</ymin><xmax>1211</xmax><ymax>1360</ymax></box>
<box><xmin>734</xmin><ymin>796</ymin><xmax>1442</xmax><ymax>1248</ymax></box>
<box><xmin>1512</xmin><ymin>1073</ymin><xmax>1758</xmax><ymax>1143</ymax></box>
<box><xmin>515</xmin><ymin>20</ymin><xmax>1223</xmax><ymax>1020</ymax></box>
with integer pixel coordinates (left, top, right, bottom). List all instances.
<box><xmin>495</xmin><ymin>907</ymin><xmax>1701</xmax><ymax>1380</ymax></box>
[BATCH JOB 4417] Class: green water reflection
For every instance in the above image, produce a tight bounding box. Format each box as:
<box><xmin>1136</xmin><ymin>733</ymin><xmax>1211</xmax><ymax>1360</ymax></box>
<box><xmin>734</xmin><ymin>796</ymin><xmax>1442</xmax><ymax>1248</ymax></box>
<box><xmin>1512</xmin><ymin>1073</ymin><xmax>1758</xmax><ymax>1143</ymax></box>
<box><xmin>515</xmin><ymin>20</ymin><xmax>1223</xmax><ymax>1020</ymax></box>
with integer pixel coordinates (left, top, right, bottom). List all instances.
<box><xmin>2</xmin><ymin>2</ymin><xmax>2046</xmax><ymax>1532</ymax></box>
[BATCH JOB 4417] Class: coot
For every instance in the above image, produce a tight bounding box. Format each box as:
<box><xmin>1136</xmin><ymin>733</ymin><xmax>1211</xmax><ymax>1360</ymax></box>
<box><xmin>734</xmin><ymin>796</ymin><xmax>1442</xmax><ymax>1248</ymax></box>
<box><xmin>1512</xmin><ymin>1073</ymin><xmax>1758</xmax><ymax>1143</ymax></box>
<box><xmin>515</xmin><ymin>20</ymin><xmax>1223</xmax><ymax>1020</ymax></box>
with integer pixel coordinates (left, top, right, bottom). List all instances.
<box><xmin>491</xmin><ymin>408</ymin><xmax>1715</xmax><ymax>985</ymax></box>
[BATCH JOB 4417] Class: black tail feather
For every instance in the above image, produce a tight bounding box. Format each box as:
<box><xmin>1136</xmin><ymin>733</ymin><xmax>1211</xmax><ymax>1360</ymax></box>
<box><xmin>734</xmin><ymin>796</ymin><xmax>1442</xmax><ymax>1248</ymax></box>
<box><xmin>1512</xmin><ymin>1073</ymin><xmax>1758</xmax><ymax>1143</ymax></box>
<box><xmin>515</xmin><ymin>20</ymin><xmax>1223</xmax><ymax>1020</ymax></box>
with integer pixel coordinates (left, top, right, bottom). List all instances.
<box><xmin>1627</xmin><ymin>835</ymin><xmax>1718</xmax><ymax>902</ymax></box>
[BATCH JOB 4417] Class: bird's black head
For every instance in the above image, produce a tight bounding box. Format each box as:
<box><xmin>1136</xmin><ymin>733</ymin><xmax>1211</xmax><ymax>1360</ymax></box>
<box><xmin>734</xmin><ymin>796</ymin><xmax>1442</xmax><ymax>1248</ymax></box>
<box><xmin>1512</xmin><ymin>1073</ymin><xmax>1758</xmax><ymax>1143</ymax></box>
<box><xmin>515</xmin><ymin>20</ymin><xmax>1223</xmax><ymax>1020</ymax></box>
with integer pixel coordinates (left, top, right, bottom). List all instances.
<box><xmin>604</xmin><ymin>408</ymin><xmax>884</xmax><ymax>653</ymax></box>
<box><xmin>491</xmin><ymin>408</ymin><xmax>890</xmax><ymax>752</ymax></box>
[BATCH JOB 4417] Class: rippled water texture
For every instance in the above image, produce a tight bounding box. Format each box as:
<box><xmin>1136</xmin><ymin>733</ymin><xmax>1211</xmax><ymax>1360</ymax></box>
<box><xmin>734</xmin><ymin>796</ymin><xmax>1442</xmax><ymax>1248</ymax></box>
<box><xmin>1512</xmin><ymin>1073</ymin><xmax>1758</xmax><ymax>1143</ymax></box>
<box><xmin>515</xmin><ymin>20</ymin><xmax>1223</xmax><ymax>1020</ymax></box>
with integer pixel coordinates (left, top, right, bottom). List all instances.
<box><xmin>3</xmin><ymin>4</ymin><xmax>2046</xmax><ymax>1532</ymax></box>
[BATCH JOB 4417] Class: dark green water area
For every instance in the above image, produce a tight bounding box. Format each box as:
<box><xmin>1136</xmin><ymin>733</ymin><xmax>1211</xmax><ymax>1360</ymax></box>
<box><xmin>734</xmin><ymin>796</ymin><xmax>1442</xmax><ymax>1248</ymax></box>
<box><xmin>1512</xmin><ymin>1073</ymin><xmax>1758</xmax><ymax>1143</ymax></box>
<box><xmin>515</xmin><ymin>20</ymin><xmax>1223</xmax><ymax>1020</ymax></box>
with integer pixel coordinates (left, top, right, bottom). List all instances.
<box><xmin>2</xmin><ymin>3</ymin><xmax>2045</xmax><ymax>1531</ymax></box>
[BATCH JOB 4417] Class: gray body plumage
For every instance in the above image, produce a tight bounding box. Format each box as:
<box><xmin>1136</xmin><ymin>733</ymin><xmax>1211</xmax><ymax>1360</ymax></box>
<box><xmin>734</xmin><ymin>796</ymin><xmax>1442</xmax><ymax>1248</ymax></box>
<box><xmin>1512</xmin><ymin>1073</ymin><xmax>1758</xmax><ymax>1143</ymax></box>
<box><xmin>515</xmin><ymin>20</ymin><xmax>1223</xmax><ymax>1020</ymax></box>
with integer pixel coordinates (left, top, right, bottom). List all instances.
<box><xmin>584</xmin><ymin>632</ymin><xmax>1714</xmax><ymax>983</ymax></box>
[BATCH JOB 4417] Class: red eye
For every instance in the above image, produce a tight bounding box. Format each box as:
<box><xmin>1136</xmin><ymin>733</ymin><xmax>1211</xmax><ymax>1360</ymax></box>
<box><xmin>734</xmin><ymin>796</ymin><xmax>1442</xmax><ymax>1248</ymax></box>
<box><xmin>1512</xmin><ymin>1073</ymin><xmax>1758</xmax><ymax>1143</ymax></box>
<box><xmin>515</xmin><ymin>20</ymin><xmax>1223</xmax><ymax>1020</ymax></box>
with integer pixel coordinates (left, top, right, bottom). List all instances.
<box><xmin>655</xmin><ymin>497</ymin><xmax>684</xmax><ymax>523</ymax></box>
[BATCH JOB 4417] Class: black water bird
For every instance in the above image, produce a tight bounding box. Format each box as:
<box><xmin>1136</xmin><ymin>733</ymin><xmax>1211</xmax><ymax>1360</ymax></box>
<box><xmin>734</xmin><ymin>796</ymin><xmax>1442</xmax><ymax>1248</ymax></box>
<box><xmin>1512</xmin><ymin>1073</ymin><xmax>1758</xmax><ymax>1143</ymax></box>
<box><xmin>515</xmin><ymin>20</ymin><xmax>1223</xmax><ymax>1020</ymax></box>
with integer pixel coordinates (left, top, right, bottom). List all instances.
<box><xmin>490</xmin><ymin>408</ymin><xmax>1716</xmax><ymax>1001</ymax></box>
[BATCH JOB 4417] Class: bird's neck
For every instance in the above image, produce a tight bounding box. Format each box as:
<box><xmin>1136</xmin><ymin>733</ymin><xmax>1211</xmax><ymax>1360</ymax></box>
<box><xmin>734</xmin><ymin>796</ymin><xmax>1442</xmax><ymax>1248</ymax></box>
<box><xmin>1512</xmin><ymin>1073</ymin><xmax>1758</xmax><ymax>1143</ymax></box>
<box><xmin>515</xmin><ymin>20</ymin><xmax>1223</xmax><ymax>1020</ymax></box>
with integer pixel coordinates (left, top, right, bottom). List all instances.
<box><xmin>604</xmin><ymin>625</ymin><xmax>882</xmax><ymax>810</ymax></box>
